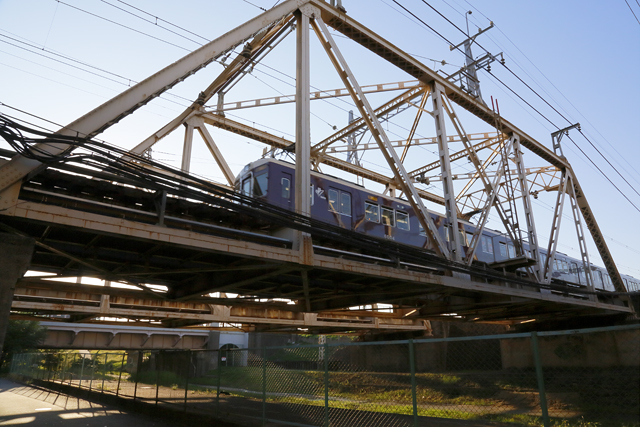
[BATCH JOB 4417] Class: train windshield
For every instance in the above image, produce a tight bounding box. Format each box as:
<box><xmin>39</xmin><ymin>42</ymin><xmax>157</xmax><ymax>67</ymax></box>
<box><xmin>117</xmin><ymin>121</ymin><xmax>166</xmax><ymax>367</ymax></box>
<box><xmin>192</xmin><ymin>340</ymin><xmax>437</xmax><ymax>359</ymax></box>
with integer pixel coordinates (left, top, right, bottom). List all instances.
<box><xmin>241</xmin><ymin>165</ymin><xmax>268</xmax><ymax>198</ymax></box>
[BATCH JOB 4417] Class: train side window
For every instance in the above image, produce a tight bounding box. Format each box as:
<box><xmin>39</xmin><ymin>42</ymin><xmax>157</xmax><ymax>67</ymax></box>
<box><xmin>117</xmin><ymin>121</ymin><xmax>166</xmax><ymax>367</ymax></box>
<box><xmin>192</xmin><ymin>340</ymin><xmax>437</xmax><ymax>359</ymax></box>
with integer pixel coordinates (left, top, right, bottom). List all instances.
<box><xmin>499</xmin><ymin>242</ymin><xmax>507</xmax><ymax>258</ymax></box>
<box><xmin>242</xmin><ymin>177</ymin><xmax>252</xmax><ymax>197</ymax></box>
<box><xmin>459</xmin><ymin>229</ymin><xmax>467</xmax><ymax>246</ymax></box>
<box><xmin>578</xmin><ymin>265</ymin><xmax>586</xmax><ymax>284</ymax></box>
<box><xmin>281</xmin><ymin>177</ymin><xmax>291</xmax><ymax>199</ymax></box>
<box><xmin>570</xmin><ymin>262</ymin><xmax>578</xmax><ymax>281</ymax></box>
<box><xmin>365</xmin><ymin>202</ymin><xmax>379</xmax><ymax>222</ymax></box>
<box><xmin>481</xmin><ymin>235</ymin><xmax>494</xmax><ymax>254</ymax></box>
<box><xmin>396</xmin><ymin>211</ymin><xmax>409</xmax><ymax>230</ymax></box>
<box><xmin>328</xmin><ymin>189</ymin><xmax>351</xmax><ymax>216</ymax></box>
<box><xmin>418</xmin><ymin>223</ymin><xmax>426</xmax><ymax>236</ymax></box>
<box><xmin>328</xmin><ymin>189</ymin><xmax>339</xmax><ymax>212</ymax></box>
<box><xmin>466</xmin><ymin>232</ymin><xmax>474</xmax><ymax>247</ymax></box>
<box><xmin>341</xmin><ymin>192</ymin><xmax>351</xmax><ymax>216</ymax></box>
<box><xmin>594</xmin><ymin>270</ymin><xmax>604</xmax><ymax>289</ymax></box>
<box><xmin>604</xmin><ymin>274</ymin><xmax>612</xmax><ymax>290</ymax></box>
<box><xmin>570</xmin><ymin>262</ymin><xmax>578</xmax><ymax>274</ymax></box>
<box><xmin>381</xmin><ymin>207</ymin><xmax>395</xmax><ymax>227</ymax></box>
<box><xmin>507</xmin><ymin>243</ymin><xmax>515</xmax><ymax>259</ymax></box>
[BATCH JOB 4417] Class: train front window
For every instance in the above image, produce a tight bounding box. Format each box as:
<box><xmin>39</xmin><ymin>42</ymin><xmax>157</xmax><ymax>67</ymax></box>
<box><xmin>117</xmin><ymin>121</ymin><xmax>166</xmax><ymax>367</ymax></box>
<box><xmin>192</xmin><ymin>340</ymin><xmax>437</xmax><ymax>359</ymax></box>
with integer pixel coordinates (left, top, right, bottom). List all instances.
<box><xmin>381</xmin><ymin>207</ymin><xmax>394</xmax><ymax>226</ymax></box>
<box><xmin>365</xmin><ymin>202</ymin><xmax>379</xmax><ymax>222</ymax></box>
<box><xmin>253</xmin><ymin>171</ymin><xmax>268</xmax><ymax>197</ymax></box>
<box><xmin>396</xmin><ymin>211</ymin><xmax>409</xmax><ymax>230</ymax></box>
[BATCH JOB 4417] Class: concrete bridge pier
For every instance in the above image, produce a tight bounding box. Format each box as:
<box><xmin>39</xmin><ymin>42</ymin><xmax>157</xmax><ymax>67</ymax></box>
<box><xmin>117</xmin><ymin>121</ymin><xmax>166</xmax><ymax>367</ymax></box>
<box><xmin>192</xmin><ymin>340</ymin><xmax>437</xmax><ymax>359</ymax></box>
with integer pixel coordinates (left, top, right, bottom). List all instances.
<box><xmin>0</xmin><ymin>233</ymin><xmax>35</xmax><ymax>357</ymax></box>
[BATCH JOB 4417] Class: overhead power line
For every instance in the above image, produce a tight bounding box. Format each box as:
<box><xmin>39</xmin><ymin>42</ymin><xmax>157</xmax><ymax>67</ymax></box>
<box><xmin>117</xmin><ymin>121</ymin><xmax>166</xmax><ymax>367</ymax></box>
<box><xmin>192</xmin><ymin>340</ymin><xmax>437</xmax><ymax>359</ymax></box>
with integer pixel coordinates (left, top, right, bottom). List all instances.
<box><xmin>624</xmin><ymin>0</ymin><xmax>640</xmax><ymax>25</ymax></box>
<box><xmin>392</xmin><ymin>0</ymin><xmax>640</xmax><ymax>216</ymax></box>
<box><xmin>56</xmin><ymin>0</ymin><xmax>192</xmax><ymax>52</ymax></box>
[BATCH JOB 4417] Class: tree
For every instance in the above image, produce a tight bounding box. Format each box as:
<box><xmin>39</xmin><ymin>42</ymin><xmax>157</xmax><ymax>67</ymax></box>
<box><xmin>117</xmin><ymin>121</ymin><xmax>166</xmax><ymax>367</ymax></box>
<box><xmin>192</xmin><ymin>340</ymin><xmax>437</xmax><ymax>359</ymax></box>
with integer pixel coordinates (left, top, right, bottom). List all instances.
<box><xmin>0</xmin><ymin>320</ymin><xmax>47</xmax><ymax>370</ymax></box>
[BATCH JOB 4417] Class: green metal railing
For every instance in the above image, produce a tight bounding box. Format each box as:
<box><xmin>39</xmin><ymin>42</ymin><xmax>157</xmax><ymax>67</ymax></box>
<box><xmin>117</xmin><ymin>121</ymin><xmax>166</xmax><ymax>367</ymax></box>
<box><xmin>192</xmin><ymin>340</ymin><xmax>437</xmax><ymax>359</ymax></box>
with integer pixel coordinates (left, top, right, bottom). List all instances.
<box><xmin>10</xmin><ymin>324</ymin><xmax>639</xmax><ymax>427</ymax></box>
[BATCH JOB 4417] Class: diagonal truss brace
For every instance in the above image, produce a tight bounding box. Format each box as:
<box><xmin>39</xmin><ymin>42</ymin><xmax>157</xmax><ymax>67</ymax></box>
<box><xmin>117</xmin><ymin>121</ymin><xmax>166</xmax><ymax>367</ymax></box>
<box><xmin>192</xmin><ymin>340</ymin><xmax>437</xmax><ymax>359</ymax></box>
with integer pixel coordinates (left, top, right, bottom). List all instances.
<box><xmin>311</xmin><ymin>15</ymin><xmax>449</xmax><ymax>258</ymax></box>
<box><xmin>311</xmin><ymin>85</ymin><xmax>427</xmax><ymax>155</ymax></box>
<box><xmin>127</xmin><ymin>15</ymin><xmax>296</xmax><ymax>158</ymax></box>
<box><xmin>565</xmin><ymin>171</ymin><xmax>595</xmax><ymax>298</ymax></box>
<box><xmin>460</xmin><ymin>135</ymin><xmax>516</xmax><ymax>265</ymax></box>
<box><xmin>543</xmin><ymin>169</ymin><xmax>569</xmax><ymax>284</ymax></box>
<box><xmin>437</xmin><ymin>92</ymin><xmax>536</xmax><ymax>270</ymax></box>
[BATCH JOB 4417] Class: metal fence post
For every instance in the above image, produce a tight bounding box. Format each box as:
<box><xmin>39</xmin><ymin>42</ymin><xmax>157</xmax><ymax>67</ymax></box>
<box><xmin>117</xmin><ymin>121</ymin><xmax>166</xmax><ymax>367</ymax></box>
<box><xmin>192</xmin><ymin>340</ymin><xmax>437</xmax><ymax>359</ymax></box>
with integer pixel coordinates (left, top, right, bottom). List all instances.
<box><xmin>262</xmin><ymin>348</ymin><xmax>267</xmax><ymax>426</ymax></box>
<box><xmin>89</xmin><ymin>352</ymin><xmax>96</xmax><ymax>392</ymax></box>
<box><xmin>216</xmin><ymin>350</ymin><xmax>221</xmax><ymax>415</ymax></box>
<box><xmin>409</xmin><ymin>339</ymin><xmax>418</xmax><ymax>426</ymax></box>
<box><xmin>116</xmin><ymin>353</ymin><xmax>125</xmax><ymax>397</ymax></box>
<box><xmin>183</xmin><ymin>350</ymin><xmax>191</xmax><ymax>412</ymax></box>
<box><xmin>60</xmin><ymin>353</ymin><xmax>68</xmax><ymax>384</ymax></box>
<box><xmin>155</xmin><ymin>352</ymin><xmax>160</xmax><ymax>405</ymax></box>
<box><xmin>531</xmin><ymin>332</ymin><xmax>550</xmax><ymax>427</ymax></box>
<box><xmin>79</xmin><ymin>354</ymin><xmax>86</xmax><ymax>389</ymax></box>
<box><xmin>101</xmin><ymin>353</ymin><xmax>107</xmax><ymax>393</ymax></box>
<box><xmin>133</xmin><ymin>351</ymin><xmax>142</xmax><ymax>400</ymax></box>
<box><xmin>70</xmin><ymin>353</ymin><xmax>77</xmax><ymax>385</ymax></box>
<box><xmin>324</xmin><ymin>341</ymin><xmax>329</xmax><ymax>427</ymax></box>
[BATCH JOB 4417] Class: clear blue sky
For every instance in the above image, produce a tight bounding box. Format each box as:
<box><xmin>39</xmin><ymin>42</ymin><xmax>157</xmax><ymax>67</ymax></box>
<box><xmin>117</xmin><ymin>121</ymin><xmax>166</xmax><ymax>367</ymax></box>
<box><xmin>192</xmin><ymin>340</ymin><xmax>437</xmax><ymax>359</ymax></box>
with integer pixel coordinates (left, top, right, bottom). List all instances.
<box><xmin>1</xmin><ymin>0</ymin><xmax>639</xmax><ymax>279</ymax></box>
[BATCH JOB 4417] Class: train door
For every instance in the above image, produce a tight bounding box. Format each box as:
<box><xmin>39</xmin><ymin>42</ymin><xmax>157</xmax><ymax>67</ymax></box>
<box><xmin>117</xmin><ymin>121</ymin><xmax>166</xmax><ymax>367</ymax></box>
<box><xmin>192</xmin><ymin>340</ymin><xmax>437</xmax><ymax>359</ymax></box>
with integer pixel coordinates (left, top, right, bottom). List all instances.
<box><xmin>328</xmin><ymin>187</ymin><xmax>352</xmax><ymax>229</ymax></box>
<box><xmin>279</xmin><ymin>171</ymin><xmax>292</xmax><ymax>210</ymax></box>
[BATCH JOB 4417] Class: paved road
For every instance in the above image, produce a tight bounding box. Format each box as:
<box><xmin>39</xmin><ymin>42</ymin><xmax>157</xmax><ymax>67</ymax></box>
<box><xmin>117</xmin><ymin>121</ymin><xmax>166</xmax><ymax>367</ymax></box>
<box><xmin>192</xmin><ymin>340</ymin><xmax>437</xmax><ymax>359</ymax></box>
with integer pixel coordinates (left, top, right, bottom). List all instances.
<box><xmin>0</xmin><ymin>379</ymin><xmax>167</xmax><ymax>427</ymax></box>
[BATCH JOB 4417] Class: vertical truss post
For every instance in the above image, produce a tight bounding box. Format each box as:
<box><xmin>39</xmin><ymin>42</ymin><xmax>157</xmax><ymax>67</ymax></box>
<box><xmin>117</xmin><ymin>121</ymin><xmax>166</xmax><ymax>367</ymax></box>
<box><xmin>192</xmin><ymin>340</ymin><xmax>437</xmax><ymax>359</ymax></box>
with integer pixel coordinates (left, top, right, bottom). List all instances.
<box><xmin>181</xmin><ymin>122</ymin><xmax>194</xmax><ymax>173</ymax></box>
<box><xmin>346</xmin><ymin>110</ymin><xmax>359</xmax><ymax>165</ymax></box>
<box><xmin>565</xmin><ymin>171</ymin><xmax>596</xmax><ymax>298</ymax></box>
<box><xmin>311</xmin><ymin>15</ymin><xmax>449</xmax><ymax>258</ymax></box>
<box><xmin>543</xmin><ymin>170</ymin><xmax>569</xmax><ymax>284</ymax></box>
<box><xmin>432</xmin><ymin>83</ymin><xmax>462</xmax><ymax>261</ymax></box>
<box><xmin>513</xmin><ymin>135</ymin><xmax>542</xmax><ymax>281</ymax></box>
<box><xmin>295</xmin><ymin>8</ymin><xmax>314</xmax><ymax>265</ymax></box>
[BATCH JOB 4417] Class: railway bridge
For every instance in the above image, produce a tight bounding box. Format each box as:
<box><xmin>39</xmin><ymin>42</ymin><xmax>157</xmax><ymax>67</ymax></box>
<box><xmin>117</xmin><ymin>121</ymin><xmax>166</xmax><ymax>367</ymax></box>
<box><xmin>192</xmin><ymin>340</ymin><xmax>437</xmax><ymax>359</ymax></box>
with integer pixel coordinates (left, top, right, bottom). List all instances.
<box><xmin>0</xmin><ymin>0</ymin><xmax>635</xmax><ymax>349</ymax></box>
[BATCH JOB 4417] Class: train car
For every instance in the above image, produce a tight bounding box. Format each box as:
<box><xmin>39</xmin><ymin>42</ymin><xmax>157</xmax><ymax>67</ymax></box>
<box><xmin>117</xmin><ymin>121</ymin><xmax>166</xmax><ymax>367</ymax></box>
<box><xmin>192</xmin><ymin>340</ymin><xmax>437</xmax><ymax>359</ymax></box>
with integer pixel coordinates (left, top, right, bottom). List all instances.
<box><xmin>235</xmin><ymin>158</ymin><xmax>638</xmax><ymax>293</ymax></box>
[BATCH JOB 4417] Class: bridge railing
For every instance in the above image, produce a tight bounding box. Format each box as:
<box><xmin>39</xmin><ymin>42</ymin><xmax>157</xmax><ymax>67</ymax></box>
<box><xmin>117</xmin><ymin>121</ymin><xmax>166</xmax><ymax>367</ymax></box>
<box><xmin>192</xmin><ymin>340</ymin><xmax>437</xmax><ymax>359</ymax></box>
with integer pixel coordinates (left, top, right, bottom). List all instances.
<box><xmin>10</xmin><ymin>324</ymin><xmax>639</xmax><ymax>427</ymax></box>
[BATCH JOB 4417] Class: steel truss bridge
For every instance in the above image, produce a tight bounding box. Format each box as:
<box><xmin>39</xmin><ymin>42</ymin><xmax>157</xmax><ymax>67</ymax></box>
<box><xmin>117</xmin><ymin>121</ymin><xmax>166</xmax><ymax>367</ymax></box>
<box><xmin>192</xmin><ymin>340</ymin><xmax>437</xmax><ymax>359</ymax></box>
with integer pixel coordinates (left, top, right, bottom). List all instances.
<box><xmin>0</xmin><ymin>0</ymin><xmax>635</xmax><ymax>335</ymax></box>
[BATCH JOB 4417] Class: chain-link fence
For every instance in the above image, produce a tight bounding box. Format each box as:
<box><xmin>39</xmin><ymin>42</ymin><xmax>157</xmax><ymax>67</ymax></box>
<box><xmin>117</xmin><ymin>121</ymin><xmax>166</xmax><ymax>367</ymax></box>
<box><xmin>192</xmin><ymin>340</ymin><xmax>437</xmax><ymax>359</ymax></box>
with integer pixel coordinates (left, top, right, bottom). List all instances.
<box><xmin>9</xmin><ymin>324</ymin><xmax>639</xmax><ymax>427</ymax></box>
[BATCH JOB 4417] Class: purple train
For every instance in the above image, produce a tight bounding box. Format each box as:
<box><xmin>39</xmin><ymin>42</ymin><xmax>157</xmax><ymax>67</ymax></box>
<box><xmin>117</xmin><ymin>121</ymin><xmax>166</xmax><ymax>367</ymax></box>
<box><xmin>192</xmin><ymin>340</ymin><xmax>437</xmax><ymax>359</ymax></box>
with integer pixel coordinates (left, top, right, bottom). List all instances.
<box><xmin>235</xmin><ymin>158</ymin><xmax>640</xmax><ymax>293</ymax></box>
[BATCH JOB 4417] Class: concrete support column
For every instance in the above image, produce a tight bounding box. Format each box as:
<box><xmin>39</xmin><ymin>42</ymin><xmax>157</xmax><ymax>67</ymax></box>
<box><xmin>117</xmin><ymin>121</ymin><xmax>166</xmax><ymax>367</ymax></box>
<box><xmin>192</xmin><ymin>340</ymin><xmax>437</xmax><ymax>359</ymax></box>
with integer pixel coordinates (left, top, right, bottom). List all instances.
<box><xmin>0</xmin><ymin>234</ymin><xmax>35</xmax><ymax>357</ymax></box>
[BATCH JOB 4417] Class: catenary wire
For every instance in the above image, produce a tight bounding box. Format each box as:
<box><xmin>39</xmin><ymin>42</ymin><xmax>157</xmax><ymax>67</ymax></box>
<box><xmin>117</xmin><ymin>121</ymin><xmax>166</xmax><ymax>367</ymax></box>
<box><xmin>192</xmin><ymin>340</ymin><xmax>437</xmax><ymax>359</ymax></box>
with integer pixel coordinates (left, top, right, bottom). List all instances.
<box><xmin>56</xmin><ymin>1</ymin><xmax>192</xmax><ymax>52</ymax></box>
<box><xmin>624</xmin><ymin>0</ymin><xmax>640</xmax><ymax>24</ymax></box>
<box><xmin>396</xmin><ymin>0</ymin><xmax>640</xmax><ymax>214</ymax></box>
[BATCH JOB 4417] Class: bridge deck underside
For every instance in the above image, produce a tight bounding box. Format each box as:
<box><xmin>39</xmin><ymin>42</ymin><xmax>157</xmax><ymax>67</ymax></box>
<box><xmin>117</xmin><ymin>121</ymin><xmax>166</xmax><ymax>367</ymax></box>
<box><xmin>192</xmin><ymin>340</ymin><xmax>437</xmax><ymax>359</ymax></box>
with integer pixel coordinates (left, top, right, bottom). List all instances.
<box><xmin>1</xmin><ymin>161</ymin><xmax>631</xmax><ymax>332</ymax></box>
